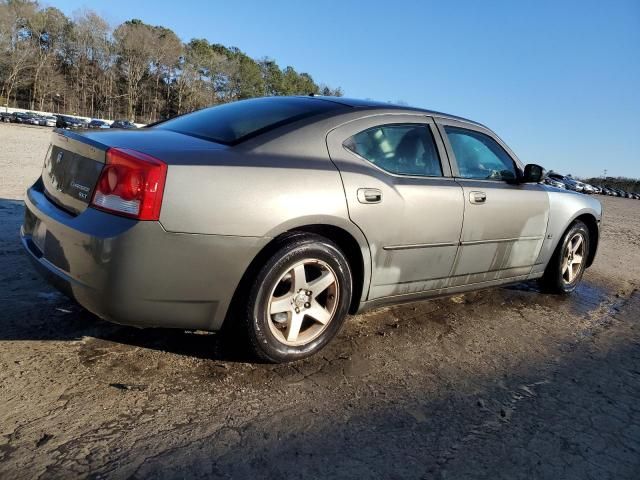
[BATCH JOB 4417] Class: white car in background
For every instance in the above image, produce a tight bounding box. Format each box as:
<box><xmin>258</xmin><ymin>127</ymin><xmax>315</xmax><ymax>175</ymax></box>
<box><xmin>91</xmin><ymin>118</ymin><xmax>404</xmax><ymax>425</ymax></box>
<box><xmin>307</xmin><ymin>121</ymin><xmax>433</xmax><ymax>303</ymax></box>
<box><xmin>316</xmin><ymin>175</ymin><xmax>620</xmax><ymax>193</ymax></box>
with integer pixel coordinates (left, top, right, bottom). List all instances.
<box><xmin>543</xmin><ymin>177</ymin><xmax>566</xmax><ymax>189</ymax></box>
<box><xmin>39</xmin><ymin>116</ymin><xmax>57</xmax><ymax>127</ymax></box>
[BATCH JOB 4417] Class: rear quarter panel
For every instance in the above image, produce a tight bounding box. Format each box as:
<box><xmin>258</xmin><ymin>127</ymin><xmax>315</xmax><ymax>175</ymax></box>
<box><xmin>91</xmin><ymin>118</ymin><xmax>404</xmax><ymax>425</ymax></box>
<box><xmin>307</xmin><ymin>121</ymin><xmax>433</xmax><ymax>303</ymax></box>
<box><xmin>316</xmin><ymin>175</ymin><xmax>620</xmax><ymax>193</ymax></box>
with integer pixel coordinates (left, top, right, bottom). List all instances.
<box><xmin>158</xmin><ymin>117</ymin><xmax>375</xmax><ymax>309</ymax></box>
<box><xmin>159</xmin><ymin>148</ymin><xmax>349</xmax><ymax>238</ymax></box>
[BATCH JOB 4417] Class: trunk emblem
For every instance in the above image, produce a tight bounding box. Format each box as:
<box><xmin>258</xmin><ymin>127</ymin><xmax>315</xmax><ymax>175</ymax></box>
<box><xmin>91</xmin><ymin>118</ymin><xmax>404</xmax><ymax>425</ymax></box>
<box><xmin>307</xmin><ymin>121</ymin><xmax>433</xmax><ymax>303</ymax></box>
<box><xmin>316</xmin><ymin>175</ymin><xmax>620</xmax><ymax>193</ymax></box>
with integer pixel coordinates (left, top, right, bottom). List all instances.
<box><xmin>56</xmin><ymin>152</ymin><xmax>63</xmax><ymax>164</ymax></box>
<box><xmin>71</xmin><ymin>182</ymin><xmax>90</xmax><ymax>192</ymax></box>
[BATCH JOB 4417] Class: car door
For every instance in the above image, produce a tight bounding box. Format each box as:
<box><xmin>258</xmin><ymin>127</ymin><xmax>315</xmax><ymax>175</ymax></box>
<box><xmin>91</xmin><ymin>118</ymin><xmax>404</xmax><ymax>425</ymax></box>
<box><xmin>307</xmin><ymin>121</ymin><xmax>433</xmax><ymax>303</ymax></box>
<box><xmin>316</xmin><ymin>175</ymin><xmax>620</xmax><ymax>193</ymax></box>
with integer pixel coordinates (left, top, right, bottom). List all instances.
<box><xmin>436</xmin><ymin>118</ymin><xmax>550</xmax><ymax>285</ymax></box>
<box><xmin>326</xmin><ymin>114</ymin><xmax>464</xmax><ymax>299</ymax></box>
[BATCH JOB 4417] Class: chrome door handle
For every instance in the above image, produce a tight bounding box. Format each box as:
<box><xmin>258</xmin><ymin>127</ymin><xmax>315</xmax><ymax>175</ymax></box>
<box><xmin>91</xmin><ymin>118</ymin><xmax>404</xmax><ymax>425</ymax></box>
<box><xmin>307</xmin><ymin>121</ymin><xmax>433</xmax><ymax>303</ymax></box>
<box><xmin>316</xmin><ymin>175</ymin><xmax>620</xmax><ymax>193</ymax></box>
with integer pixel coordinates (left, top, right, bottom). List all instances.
<box><xmin>470</xmin><ymin>191</ymin><xmax>486</xmax><ymax>204</ymax></box>
<box><xmin>357</xmin><ymin>188</ymin><xmax>382</xmax><ymax>204</ymax></box>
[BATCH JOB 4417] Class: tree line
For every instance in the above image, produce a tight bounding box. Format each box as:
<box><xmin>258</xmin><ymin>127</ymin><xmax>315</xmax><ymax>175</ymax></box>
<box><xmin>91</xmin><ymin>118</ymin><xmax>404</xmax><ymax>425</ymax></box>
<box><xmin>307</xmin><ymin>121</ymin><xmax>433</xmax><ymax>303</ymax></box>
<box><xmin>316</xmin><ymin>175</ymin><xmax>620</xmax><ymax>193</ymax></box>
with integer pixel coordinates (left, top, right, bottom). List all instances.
<box><xmin>0</xmin><ymin>0</ymin><xmax>343</xmax><ymax>123</ymax></box>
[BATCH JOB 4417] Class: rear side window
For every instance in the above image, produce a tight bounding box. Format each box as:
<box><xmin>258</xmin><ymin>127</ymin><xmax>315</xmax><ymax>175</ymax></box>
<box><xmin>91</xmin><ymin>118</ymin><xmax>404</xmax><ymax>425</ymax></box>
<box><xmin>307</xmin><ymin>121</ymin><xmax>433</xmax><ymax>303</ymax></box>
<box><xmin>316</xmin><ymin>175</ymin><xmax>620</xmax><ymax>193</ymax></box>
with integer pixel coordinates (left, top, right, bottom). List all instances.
<box><xmin>343</xmin><ymin>124</ymin><xmax>443</xmax><ymax>177</ymax></box>
<box><xmin>444</xmin><ymin>126</ymin><xmax>517</xmax><ymax>181</ymax></box>
<box><xmin>154</xmin><ymin>97</ymin><xmax>343</xmax><ymax>145</ymax></box>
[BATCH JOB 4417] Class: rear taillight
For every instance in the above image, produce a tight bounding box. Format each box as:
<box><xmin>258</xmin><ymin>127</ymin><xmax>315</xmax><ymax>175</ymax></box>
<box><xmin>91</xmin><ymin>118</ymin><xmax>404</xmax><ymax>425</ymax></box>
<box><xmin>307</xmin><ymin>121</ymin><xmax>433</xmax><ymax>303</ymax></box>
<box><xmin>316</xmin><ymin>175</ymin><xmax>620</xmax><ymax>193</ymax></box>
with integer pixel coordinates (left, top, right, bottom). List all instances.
<box><xmin>91</xmin><ymin>148</ymin><xmax>167</xmax><ymax>220</ymax></box>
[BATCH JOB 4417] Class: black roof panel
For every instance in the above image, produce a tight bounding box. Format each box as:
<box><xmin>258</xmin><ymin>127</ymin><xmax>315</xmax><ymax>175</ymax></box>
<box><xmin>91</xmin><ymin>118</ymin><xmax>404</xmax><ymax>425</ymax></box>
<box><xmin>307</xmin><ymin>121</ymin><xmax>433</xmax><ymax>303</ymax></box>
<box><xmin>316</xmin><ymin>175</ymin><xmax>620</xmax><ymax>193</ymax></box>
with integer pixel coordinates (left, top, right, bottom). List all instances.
<box><xmin>306</xmin><ymin>95</ymin><xmax>482</xmax><ymax>126</ymax></box>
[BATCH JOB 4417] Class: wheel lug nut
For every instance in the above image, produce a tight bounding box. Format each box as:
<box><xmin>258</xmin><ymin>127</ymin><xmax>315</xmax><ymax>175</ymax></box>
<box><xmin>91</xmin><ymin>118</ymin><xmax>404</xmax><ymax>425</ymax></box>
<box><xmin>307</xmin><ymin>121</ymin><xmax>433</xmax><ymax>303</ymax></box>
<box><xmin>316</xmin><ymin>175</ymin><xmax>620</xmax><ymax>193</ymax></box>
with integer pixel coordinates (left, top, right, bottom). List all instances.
<box><xmin>306</xmin><ymin>290</ymin><xmax>312</xmax><ymax>296</ymax></box>
<box><xmin>304</xmin><ymin>302</ymin><xmax>310</xmax><ymax>308</ymax></box>
<box><xmin>295</xmin><ymin>307</ymin><xmax>300</xmax><ymax>313</ymax></box>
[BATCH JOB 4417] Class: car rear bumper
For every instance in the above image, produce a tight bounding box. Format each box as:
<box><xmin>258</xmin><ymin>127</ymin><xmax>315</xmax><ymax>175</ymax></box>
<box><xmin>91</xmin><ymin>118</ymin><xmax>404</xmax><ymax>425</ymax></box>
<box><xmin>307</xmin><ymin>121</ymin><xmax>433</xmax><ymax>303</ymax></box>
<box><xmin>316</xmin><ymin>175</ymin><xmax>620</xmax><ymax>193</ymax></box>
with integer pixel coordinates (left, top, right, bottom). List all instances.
<box><xmin>21</xmin><ymin>179</ymin><xmax>268</xmax><ymax>330</ymax></box>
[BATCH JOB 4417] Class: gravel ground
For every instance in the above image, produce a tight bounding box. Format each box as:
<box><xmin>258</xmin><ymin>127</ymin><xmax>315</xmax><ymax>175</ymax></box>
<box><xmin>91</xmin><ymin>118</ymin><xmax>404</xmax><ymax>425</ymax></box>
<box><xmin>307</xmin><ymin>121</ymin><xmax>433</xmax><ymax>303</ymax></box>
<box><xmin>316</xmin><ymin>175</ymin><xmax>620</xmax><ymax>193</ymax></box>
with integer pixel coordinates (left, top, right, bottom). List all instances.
<box><xmin>1</xmin><ymin>122</ymin><xmax>639</xmax><ymax>479</ymax></box>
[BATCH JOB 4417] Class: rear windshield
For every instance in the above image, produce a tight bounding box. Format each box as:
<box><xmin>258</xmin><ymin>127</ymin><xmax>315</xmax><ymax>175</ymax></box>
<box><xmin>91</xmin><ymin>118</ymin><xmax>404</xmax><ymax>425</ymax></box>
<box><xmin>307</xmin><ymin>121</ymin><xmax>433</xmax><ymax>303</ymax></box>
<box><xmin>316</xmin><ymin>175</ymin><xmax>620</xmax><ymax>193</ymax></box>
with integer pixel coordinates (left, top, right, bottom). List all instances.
<box><xmin>153</xmin><ymin>96</ymin><xmax>344</xmax><ymax>145</ymax></box>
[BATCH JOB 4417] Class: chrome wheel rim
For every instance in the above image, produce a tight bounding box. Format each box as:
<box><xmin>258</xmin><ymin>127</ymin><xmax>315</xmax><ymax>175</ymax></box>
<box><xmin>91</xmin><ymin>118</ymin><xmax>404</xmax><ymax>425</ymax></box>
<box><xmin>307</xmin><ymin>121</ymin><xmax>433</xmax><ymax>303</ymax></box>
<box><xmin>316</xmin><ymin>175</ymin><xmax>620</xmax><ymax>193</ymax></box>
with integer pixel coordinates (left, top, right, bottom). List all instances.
<box><xmin>562</xmin><ymin>233</ymin><xmax>585</xmax><ymax>284</ymax></box>
<box><xmin>267</xmin><ymin>259</ymin><xmax>339</xmax><ymax>346</ymax></box>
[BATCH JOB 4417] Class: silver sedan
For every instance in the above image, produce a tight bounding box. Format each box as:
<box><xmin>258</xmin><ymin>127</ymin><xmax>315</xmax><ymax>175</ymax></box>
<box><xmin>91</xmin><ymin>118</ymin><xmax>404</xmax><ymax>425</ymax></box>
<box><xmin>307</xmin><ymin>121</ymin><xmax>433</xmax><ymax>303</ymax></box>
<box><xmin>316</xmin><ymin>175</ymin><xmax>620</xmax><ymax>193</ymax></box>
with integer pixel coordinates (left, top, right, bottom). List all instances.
<box><xmin>21</xmin><ymin>96</ymin><xmax>601</xmax><ymax>362</ymax></box>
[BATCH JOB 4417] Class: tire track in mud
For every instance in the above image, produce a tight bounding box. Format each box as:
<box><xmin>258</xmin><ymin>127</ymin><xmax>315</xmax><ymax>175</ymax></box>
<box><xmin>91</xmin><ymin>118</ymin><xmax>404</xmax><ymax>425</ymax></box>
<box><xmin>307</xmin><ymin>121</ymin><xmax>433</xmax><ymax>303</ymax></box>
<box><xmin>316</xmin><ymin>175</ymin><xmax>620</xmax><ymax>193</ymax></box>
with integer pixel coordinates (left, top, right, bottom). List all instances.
<box><xmin>433</xmin><ymin>288</ymin><xmax>640</xmax><ymax>474</ymax></box>
<box><xmin>25</xmin><ymin>283</ymin><xmax>635</xmax><ymax>478</ymax></box>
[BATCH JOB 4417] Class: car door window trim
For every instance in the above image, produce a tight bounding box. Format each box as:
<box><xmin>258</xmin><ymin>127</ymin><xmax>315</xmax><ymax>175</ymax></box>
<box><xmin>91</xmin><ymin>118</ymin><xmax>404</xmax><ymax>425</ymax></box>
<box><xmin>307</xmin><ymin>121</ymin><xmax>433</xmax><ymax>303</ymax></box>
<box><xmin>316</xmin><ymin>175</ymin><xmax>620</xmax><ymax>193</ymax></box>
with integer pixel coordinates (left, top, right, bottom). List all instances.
<box><xmin>342</xmin><ymin>123</ymin><xmax>445</xmax><ymax>179</ymax></box>
<box><xmin>434</xmin><ymin>119</ymin><xmax>524</xmax><ymax>179</ymax></box>
<box><xmin>342</xmin><ymin>147</ymin><xmax>457</xmax><ymax>182</ymax></box>
<box><xmin>443</xmin><ymin>126</ymin><xmax>518</xmax><ymax>181</ymax></box>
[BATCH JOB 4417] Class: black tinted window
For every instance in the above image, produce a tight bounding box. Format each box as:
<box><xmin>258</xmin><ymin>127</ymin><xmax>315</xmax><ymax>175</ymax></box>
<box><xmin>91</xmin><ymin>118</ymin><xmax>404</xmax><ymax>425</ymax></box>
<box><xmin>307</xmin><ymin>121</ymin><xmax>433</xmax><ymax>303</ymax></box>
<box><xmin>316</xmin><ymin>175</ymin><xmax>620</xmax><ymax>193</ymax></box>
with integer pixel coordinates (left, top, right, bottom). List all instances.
<box><xmin>344</xmin><ymin>124</ymin><xmax>443</xmax><ymax>177</ymax></box>
<box><xmin>445</xmin><ymin>127</ymin><xmax>517</xmax><ymax>181</ymax></box>
<box><xmin>155</xmin><ymin>97</ymin><xmax>343</xmax><ymax>145</ymax></box>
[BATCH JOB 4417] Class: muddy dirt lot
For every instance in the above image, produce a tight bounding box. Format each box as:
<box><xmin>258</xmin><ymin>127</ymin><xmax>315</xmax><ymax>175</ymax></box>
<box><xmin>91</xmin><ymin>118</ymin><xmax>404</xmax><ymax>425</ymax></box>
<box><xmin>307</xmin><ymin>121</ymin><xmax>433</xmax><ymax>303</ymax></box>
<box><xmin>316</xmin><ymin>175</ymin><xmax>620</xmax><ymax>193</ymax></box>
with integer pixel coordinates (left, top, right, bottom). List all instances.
<box><xmin>1</xmin><ymin>123</ymin><xmax>639</xmax><ymax>479</ymax></box>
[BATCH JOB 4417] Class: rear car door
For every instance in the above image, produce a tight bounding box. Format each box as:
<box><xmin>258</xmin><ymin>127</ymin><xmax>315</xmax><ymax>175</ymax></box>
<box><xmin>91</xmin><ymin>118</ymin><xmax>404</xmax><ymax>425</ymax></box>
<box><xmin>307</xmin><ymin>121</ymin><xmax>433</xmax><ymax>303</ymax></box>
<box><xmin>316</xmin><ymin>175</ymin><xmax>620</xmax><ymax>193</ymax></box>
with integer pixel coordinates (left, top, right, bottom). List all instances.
<box><xmin>436</xmin><ymin>118</ymin><xmax>550</xmax><ymax>284</ymax></box>
<box><xmin>327</xmin><ymin>114</ymin><xmax>464</xmax><ymax>299</ymax></box>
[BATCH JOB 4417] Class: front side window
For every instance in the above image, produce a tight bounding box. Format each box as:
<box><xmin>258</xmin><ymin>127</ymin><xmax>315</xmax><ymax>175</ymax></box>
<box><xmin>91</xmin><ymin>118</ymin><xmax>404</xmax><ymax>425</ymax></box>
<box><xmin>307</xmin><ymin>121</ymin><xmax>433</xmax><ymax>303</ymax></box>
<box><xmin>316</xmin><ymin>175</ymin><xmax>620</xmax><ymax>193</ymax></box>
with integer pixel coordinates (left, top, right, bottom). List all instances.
<box><xmin>343</xmin><ymin>124</ymin><xmax>443</xmax><ymax>177</ymax></box>
<box><xmin>444</xmin><ymin>126</ymin><xmax>517</xmax><ymax>181</ymax></box>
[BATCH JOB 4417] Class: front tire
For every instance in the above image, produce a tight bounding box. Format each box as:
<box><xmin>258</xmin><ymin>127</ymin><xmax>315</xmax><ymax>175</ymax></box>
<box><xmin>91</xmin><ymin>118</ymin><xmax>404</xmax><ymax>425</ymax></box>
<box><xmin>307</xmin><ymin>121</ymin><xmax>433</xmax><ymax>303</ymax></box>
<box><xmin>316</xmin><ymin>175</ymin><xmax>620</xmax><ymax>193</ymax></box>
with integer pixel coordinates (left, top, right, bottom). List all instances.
<box><xmin>539</xmin><ymin>220</ymin><xmax>590</xmax><ymax>294</ymax></box>
<box><xmin>242</xmin><ymin>233</ymin><xmax>352</xmax><ymax>363</ymax></box>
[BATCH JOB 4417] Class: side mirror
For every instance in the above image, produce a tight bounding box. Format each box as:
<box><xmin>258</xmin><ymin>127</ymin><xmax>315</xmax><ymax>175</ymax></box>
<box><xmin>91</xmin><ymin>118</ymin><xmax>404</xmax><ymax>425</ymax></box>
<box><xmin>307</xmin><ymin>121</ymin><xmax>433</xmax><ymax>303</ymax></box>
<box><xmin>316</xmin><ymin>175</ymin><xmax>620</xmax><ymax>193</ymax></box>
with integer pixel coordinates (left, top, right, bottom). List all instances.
<box><xmin>522</xmin><ymin>164</ymin><xmax>546</xmax><ymax>183</ymax></box>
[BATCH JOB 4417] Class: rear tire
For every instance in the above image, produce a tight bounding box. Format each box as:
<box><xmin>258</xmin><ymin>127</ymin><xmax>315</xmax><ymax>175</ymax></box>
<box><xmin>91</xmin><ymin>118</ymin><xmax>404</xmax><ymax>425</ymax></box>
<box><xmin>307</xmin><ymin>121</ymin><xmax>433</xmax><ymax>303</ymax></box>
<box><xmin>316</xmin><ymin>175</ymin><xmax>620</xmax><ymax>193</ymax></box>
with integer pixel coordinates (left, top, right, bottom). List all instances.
<box><xmin>241</xmin><ymin>233</ymin><xmax>352</xmax><ymax>363</ymax></box>
<box><xmin>539</xmin><ymin>220</ymin><xmax>590</xmax><ymax>294</ymax></box>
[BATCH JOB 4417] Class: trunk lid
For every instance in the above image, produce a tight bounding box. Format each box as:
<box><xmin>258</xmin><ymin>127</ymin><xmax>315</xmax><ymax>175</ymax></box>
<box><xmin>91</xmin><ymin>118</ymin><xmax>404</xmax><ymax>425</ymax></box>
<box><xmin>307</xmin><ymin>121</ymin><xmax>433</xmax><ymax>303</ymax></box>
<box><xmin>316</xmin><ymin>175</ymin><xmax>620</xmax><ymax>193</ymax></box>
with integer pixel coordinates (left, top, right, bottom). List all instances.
<box><xmin>42</xmin><ymin>130</ymin><xmax>107</xmax><ymax>215</ymax></box>
<box><xmin>41</xmin><ymin>128</ymin><xmax>228</xmax><ymax>215</ymax></box>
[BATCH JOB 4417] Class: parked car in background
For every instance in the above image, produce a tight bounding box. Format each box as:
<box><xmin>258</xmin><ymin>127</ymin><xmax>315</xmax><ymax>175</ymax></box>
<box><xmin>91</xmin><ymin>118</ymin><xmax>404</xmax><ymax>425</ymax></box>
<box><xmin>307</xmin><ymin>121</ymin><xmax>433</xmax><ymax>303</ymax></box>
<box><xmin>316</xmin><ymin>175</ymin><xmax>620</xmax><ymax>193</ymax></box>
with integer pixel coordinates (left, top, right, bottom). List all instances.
<box><xmin>548</xmin><ymin>173</ymin><xmax>584</xmax><ymax>192</ymax></box>
<box><xmin>543</xmin><ymin>177</ymin><xmax>566</xmax><ymax>189</ymax></box>
<box><xmin>26</xmin><ymin>114</ymin><xmax>44</xmax><ymax>126</ymax></box>
<box><xmin>39</xmin><ymin>116</ymin><xmax>57</xmax><ymax>127</ymax></box>
<box><xmin>110</xmin><ymin>120</ymin><xmax>137</xmax><ymax>129</ymax></box>
<box><xmin>611</xmin><ymin>188</ymin><xmax>632</xmax><ymax>198</ymax></box>
<box><xmin>20</xmin><ymin>96</ymin><xmax>602</xmax><ymax>362</ymax></box>
<box><xmin>10</xmin><ymin>112</ymin><xmax>31</xmax><ymax>124</ymax></box>
<box><xmin>0</xmin><ymin>112</ymin><xmax>11</xmax><ymax>123</ymax></box>
<box><xmin>88</xmin><ymin>119</ymin><xmax>110</xmax><ymax>129</ymax></box>
<box><xmin>547</xmin><ymin>171</ymin><xmax>578</xmax><ymax>192</ymax></box>
<box><xmin>56</xmin><ymin>115</ymin><xmax>85</xmax><ymax>129</ymax></box>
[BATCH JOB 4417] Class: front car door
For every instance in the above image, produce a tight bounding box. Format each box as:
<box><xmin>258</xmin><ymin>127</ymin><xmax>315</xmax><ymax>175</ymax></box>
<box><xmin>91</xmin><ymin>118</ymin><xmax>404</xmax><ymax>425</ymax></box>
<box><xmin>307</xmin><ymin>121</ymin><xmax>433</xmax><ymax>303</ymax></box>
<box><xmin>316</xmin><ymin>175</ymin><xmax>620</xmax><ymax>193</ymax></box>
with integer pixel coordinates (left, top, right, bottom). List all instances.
<box><xmin>326</xmin><ymin>114</ymin><xmax>464</xmax><ymax>299</ymax></box>
<box><xmin>435</xmin><ymin>118</ymin><xmax>550</xmax><ymax>285</ymax></box>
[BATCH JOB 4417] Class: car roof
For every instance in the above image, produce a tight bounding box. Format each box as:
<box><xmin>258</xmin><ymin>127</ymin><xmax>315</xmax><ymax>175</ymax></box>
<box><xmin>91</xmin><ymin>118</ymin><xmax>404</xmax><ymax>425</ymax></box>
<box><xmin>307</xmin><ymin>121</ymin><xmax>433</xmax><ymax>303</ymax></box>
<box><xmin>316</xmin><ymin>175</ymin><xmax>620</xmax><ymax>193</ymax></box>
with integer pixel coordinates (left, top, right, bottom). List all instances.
<box><xmin>304</xmin><ymin>95</ymin><xmax>485</xmax><ymax>128</ymax></box>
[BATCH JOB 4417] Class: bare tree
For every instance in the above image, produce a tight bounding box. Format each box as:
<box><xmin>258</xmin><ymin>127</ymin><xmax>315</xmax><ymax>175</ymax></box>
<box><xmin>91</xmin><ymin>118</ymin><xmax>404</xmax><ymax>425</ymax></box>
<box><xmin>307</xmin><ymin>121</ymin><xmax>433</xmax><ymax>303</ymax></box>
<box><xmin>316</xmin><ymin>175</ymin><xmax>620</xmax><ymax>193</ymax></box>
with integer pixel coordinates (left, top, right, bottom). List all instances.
<box><xmin>148</xmin><ymin>26</ymin><xmax>181</xmax><ymax>120</ymax></box>
<box><xmin>27</xmin><ymin>6</ymin><xmax>68</xmax><ymax>110</ymax></box>
<box><xmin>0</xmin><ymin>0</ymin><xmax>37</xmax><ymax>108</ymax></box>
<box><xmin>0</xmin><ymin>3</ymin><xmax>341</xmax><ymax>120</ymax></box>
<box><xmin>113</xmin><ymin>19</ymin><xmax>155</xmax><ymax>120</ymax></box>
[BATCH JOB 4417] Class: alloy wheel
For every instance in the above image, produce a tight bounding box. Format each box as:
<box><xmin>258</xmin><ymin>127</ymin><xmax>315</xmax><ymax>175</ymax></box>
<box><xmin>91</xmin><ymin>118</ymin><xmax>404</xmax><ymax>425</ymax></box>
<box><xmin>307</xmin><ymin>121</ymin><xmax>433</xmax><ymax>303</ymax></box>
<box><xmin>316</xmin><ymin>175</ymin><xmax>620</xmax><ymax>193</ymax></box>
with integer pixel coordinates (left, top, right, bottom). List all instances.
<box><xmin>562</xmin><ymin>232</ymin><xmax>586</xmax><ymax>283</ymax></box>
<box><xmin>267</xmin><ymin>259</ymin><xmax>339</xmax><ymax>346</ymax></box>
